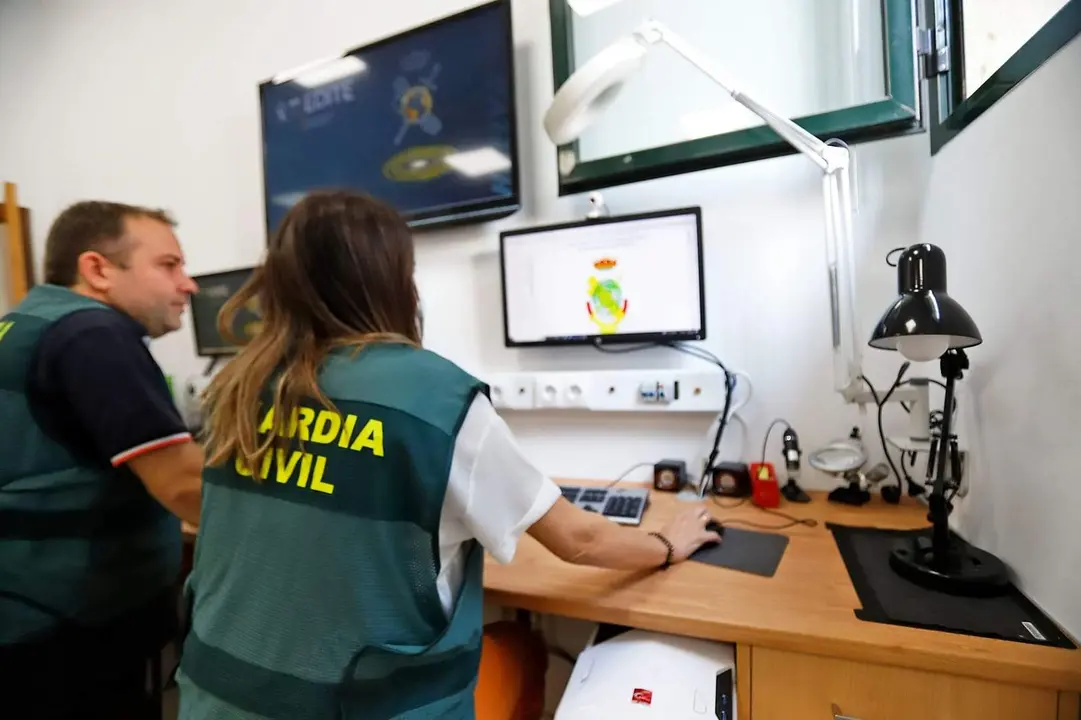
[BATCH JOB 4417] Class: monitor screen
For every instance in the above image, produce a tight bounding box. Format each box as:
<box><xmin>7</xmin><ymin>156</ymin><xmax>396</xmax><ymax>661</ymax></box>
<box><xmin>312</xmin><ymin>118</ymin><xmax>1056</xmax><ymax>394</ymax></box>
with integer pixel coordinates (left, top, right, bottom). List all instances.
<box><xmin>500</xmin><ymin>208</ymin><xmax>707</xmax><ymax>347</ymax></box>
<box><xmin>259</xmin><ymin>0</ymin><xmax>519</xmax><ymax>234</ymax></box>
<box><xmin>189</xmin><ymin>267</ymin><xmax>260</xmax><ymax>356</ymax></box>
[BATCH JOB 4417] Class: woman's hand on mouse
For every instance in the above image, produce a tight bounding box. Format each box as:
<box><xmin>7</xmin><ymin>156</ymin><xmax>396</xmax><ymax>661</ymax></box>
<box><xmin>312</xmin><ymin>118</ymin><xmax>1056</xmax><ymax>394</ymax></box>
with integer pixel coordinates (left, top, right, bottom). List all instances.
<box><xmin>659</xmin><ymin>506</ymin><xmax>724</xmax><ymax>563</ymax></box>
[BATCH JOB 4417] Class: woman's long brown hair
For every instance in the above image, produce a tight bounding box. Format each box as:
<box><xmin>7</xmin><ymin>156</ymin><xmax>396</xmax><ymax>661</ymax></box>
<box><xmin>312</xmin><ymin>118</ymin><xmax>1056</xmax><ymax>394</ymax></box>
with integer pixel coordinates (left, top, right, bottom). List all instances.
<box><xmin>201</xmin><ymin>190</ymin><xmax>422</xmax><ymax>475</ymax></box>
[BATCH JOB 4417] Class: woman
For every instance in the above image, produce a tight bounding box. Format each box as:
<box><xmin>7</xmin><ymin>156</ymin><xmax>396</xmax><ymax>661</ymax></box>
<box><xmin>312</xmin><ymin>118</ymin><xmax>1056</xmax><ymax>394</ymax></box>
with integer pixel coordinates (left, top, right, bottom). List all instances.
<box><xmin>177</xmin><ymin>191</ymin><xmax>720</xmax><ymax>719</ymax></box>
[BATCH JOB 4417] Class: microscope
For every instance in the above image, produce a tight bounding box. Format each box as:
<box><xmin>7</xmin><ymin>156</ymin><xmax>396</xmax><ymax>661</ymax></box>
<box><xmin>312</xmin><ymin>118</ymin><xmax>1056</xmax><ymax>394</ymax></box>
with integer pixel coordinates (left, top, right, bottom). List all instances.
<box><xmin>780</xmin><ymin>426</ymin><xmax>811</xmax><ymax>503</ymax></box>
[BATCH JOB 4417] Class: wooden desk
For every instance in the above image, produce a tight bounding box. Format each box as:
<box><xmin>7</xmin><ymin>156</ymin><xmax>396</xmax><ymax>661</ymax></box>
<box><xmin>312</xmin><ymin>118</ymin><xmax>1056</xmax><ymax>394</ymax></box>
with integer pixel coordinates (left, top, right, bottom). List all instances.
<box><xmin>485</xmin><ymin>485</ymin><xmax>1081</xmax><ymax>720</ymax></box>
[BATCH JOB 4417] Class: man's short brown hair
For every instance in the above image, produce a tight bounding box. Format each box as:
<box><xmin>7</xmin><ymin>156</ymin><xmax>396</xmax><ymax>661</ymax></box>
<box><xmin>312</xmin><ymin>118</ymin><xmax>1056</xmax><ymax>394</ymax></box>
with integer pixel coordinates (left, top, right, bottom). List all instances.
<box><xmin>43</xmin><ymin>201</ymin><xmax>176</xmax><ymax>286</ymax></box>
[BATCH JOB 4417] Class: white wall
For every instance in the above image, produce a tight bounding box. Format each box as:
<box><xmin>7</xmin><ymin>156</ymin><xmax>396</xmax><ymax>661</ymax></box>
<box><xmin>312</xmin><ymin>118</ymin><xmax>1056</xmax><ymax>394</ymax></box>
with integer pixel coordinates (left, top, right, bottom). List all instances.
<box><xmin>962</xmin><ymin>0</ymin><xmax>1070</xmax><ymax>94</ymax></box>
<box><xmin>922</xmin><ymin>34</ymin><xmax>1081</xmax><ymax>639</ymax></box>
<box><xmin>0</xmin><ymin>0</ymin><xmax>926</xmax><ymax>490</ymax></box>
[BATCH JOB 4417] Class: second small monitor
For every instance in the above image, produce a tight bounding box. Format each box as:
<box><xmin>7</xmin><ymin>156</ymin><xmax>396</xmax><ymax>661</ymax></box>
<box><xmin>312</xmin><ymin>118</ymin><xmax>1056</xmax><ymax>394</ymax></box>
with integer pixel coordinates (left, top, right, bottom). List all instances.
<box><xmin>190</xmin><ymin>267</ymin><xmax>259</xmax><ymax>356</ymax></box>
<box><xmin>499</xmin><ymin>207</ymin><xmax>706</xmax><ymax>347</ymax></box>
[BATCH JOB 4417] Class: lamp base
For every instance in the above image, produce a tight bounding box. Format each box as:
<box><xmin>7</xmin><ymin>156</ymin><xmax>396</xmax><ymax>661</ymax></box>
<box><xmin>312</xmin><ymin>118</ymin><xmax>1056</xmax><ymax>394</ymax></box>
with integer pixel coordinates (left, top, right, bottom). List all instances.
<box><xmin>889</xmin><ymin>532</ymin><xmax>1009</xmax><ymax>598</ymax></box>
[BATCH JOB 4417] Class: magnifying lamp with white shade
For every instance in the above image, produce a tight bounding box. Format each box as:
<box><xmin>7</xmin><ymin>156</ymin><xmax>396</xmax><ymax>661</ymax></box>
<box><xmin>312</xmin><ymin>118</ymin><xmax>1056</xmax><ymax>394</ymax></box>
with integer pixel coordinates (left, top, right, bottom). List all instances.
<box><xmin>543</xmin><ymin>19</ymin><xmax>864</xmax><ymax>401</ymax></box>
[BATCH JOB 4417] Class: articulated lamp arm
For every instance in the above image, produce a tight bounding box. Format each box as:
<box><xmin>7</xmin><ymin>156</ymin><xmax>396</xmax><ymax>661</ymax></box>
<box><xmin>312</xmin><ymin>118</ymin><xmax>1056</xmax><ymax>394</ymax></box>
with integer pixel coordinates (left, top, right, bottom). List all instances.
<box><xmin>634</xmin><ymin>21</ymin><xmax>844</xmax><ymax>172</ymax></box>
<box><xmin>632</xmin><ymin>21</ymin><xmax>864</xmax><ymax>398</ymax></box>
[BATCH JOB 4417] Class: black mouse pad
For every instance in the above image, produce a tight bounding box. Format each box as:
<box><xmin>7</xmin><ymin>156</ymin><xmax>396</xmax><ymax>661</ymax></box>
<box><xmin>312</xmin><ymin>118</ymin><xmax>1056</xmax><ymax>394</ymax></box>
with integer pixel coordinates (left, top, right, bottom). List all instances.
<box><xmin>828</xmin><ymin>523</ymin><xmax>1076</xmax><ymax>649</ymax></box>
<box><xmin>689</xmin><ymin>527</ymin><xmax>790</xmax><ymax>577</ymax></box>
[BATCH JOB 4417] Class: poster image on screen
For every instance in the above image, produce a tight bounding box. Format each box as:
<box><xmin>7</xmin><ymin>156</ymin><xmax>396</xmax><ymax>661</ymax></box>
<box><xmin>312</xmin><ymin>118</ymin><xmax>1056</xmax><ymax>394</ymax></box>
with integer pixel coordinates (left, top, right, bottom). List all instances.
<box><xmin>259</xmin><ymin>0</ymin><xmax>519</xmax><ymax>235</ymax></box>
<box><xmin>189</xmin><ymin>268</ymin><xmax>260</xmax><ymax>356</ymax></box>
<box><xmin>500</xmin><ymin>208</ymin><xmax>706</xmax><ymax>348</ymax></box>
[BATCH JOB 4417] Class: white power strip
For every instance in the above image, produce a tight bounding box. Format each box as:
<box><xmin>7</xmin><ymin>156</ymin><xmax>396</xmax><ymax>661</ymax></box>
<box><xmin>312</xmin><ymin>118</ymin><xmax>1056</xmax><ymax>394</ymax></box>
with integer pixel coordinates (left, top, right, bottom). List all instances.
<box><xmin>485</xmin><ymin>369</ymin><xmax>733</xmax><ymax>413</ymax></box>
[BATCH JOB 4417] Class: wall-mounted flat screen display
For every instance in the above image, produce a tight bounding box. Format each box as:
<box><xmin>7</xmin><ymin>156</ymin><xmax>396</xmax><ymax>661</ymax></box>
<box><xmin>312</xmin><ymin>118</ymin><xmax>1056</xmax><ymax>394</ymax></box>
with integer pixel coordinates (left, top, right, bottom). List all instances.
<box><xmin>259</xmin><ymin>0</ymin><xmax>520</xmax><ymax>234</ymax></box>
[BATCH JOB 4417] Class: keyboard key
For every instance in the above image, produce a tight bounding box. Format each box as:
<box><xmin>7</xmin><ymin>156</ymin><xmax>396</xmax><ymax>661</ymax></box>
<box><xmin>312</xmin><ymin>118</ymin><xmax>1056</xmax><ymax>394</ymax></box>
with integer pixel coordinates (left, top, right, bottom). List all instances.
<box><xmin>560</xmin><ymin>486</ymin><xmax>581</xmax><ymax>502</ymax></box>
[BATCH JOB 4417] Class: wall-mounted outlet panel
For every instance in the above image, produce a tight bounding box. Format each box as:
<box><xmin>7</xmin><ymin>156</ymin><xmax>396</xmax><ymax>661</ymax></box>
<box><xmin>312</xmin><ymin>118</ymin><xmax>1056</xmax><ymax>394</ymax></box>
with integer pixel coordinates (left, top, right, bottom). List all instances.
<box><xmin>484</xmin><ymin>369</ymin><xmax>732</xmax><ymax>413</ymax></box>
<box><xmin>489</xmin><ymin>374</ymin><xmax>535</xmax><ymax>410</ymax></box>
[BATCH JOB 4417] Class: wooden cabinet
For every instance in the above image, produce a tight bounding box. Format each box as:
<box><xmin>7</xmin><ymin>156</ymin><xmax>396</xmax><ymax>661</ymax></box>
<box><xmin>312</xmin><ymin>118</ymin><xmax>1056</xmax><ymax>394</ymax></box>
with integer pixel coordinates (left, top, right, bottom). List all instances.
<box><xmin>750</xmin><ymin>647</ymin><xmax>1061</xmax><ymax>720</ymax></box>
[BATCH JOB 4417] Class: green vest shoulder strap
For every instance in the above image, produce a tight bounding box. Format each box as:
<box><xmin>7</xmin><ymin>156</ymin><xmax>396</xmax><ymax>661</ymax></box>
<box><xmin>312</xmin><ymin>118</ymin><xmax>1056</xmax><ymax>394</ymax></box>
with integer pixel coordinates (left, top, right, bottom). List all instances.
<box><xmin>5</xmin><ymin>283</ymin><xmax>112</xmax><ymax>322</ymax></box>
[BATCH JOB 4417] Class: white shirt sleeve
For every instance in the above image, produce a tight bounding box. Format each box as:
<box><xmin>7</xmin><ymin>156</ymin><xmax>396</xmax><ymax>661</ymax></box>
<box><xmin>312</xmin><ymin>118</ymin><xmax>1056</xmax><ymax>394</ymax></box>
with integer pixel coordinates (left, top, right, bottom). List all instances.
<box><xmin>441</xmin><ymin>393</ymin><xmax>561</xmax><ymax>565</ymax></box>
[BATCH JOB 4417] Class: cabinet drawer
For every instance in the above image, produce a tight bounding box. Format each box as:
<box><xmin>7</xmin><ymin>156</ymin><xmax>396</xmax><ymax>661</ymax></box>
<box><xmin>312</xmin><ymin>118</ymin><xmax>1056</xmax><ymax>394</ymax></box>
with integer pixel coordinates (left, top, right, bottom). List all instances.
<box><xmin>752</xmin><ymin>647</ymin><xmax>1058</xmax><ymax>720</ymax></box>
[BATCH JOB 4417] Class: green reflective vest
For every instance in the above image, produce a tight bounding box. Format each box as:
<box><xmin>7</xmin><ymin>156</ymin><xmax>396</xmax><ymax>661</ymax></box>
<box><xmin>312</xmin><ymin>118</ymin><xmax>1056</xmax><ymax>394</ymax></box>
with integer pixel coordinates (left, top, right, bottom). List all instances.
<box><xmin>0</xmin><ymin>284</ymin><xmax>181</xmax><ymax>645</ymax></box>
<box><xmin>178</xmin><ymin>344</ymin><xmax>489</xmax><ymax>720</ymax></box>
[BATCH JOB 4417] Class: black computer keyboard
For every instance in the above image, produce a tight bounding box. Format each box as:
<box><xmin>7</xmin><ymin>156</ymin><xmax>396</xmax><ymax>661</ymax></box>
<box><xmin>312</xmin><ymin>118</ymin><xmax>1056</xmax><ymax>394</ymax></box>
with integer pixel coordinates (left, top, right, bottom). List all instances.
<box><xmin>559</xmin><ymin>485</ymin><xmax>649</xmax><ymax>526</ymax></box>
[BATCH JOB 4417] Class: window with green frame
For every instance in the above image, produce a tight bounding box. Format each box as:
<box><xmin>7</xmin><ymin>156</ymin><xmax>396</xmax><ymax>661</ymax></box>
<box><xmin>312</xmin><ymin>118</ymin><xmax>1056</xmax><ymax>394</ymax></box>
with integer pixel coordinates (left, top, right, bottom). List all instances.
<box><xmin>925</xmin><ymin>0</ymin><xmax>1081</xmax><ymax>154</ymax></box>
<box><xmin>548</xmin><ymin>0</ymin><xmax>923</xmax><ymax>196</ymax></box>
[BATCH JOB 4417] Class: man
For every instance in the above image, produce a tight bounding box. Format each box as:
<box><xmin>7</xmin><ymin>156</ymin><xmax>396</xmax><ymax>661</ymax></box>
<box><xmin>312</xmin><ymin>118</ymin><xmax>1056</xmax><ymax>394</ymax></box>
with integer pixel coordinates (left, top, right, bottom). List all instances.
<box><xmin>0</xmin><ymin>201</ymin><xmax>204</xmax><ymax>718</ymax></box>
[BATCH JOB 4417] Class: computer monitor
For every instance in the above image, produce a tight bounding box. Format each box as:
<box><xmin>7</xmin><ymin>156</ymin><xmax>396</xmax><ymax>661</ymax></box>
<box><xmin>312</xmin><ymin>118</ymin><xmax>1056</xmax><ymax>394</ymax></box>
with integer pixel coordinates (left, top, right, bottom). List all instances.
<box><xmin>499</xmin><ymin>207</ymin><xmax>706</xmax><ymax>347</ymax></box>
<box><xmin>189</xmin><ymin>267</ymin><xmax>259</xmax><ymax>356</ymax></box>
<box><xmin>258</xmin><ymin>0</ymin><xmax>520</xmax><ymax>234</ymax></box>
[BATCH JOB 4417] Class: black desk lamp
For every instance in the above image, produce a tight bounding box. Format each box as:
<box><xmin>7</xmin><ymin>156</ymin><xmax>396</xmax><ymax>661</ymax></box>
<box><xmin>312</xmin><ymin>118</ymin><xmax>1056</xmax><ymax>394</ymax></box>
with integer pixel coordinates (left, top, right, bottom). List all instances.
<box><xmin>869</xmin><ymin>243</ymin><xmax>1009</xmax><ymax>597</ymax></box>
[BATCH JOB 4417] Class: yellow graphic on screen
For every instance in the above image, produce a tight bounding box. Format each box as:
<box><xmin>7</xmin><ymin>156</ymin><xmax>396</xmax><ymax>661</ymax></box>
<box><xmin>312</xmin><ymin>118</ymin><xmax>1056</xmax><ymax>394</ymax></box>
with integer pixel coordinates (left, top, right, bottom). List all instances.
<box><xmin>382</xmin><ymin>51</ymin><xmax>452</xmax><ymax>182</ymax></box>
<box><xmin>400</xmin><ymin>85</ymin><xmax>434</xmax><ymax>125</ymax></box>
<box><xmin>586</xmin><ymin>257</ymin><xmax>628</xmax><ymax>334</ymax></box>
<box><xmin>382</xmin><ymin>144</ymin><xmax>456</xmax><ymax>182</ymax></box>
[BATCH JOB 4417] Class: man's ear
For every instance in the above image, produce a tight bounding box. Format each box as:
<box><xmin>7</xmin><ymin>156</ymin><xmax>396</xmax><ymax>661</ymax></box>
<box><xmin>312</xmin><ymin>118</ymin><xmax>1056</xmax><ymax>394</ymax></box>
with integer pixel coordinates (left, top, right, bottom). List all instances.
<box><xmin>76</xmin><ymin>251</ymin><xmax>113</xmax><ymax>292</ymax></box>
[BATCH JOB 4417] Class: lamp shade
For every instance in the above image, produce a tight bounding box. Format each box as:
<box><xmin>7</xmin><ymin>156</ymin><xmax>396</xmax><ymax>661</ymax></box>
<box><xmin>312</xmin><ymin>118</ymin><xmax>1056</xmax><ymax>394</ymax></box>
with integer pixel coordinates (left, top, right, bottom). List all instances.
<box><xmin>543</xmin><ymin>34</ymin><xmax>649</xmax><ymax>145</ymax></box>
<box><xmin>869</xmin><ymin>243</ymin><xmax>981</xmax><ymax>362</ymax></box>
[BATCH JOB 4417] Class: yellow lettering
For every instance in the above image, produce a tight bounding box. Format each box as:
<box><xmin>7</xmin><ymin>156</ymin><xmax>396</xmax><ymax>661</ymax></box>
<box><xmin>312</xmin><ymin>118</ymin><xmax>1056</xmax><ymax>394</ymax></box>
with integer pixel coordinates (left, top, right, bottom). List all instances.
<box><xmin>311</xmin><ymin>410</ymin><xmax>341</xmax><ymax>445</ymax></box>
<box><xmin>338</xmin><ymin>414</ymin><xmax>358</xmax><ymax>448</ymax></box>
<box><xmin>310</xmin><ymin>455</ymin><xmax>334</xmax><ymax>494</ymax></box>
<box><xmin>350</xmin><ymin>419</ymin><xmax>384</xmax><ymax>456</ymax></box>
<box><xmin>296</xmin><ymin>453</ymin><xmax>314</xmax><ymax>488</ymax></box>
<box><xmin>259</xmin><ymin>407</ymin><xmax>275</xmax><ymax>434</ymax></box>
<box><xmin>258</xmin><ymin>452</ymin><xmax>274</xmax><ymax>480</ymax></box>
<box><xmin>236</xmin><ymin>448</ymin><xmax>335</xmax><ymax>495</ymax></box>
<box><xmin>288</xmin><ymin>407</ymin><xmax>316</xmax><ymax>441</ymax></box>
<box><xmin>275</xmin><ymin>450</ymin><xmax>303</xmax><ymax>484</ymax></box>
<box><xmin>236</xmin><ymin>451</ymin><xmax>274</xmax><ymax>481</ymax></box>
<box><xmin>0</xmin><ymin>321</ymin><xmax>13</xmax><ymax>343</ymax></box>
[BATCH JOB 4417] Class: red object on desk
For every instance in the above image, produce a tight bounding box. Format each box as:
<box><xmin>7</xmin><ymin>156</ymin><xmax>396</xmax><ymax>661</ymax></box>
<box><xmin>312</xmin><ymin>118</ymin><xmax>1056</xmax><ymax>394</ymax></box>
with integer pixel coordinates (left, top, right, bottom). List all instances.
<box><xmin>749</xmin><ymin>462</ymin><xmax>781</xmax><ymax>508</ymax></box>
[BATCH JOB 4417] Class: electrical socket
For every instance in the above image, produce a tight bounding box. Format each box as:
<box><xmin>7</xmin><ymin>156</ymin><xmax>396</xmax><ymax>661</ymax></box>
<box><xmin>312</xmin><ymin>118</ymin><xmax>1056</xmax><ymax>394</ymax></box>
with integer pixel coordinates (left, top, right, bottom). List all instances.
<box><xmin>482</xmin><ymin>369</ymin><xmax>731</xmax><ymax>413</ymax></box>
<box><xmin>532</xmin><ymin>373</ymin><xmax>563</xmax><ymax>409</ymax></box>
<box><xmin>562</xmin><ymin>376</ymin><xmax>591</xmax><ymax>408</ymax></box>
<box><xmin>488</xmin><ymin>374</ymin><xmax>535</xmax><ymax>410</ymax></box>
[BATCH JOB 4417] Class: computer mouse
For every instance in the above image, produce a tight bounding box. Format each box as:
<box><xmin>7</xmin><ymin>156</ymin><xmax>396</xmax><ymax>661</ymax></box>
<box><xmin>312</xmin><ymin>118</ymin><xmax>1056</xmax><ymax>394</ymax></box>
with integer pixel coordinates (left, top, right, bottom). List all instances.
<box><xmin>704</xmin><ymin>520</ymin><xmax>725</xmax><ymax>545</ymax></box>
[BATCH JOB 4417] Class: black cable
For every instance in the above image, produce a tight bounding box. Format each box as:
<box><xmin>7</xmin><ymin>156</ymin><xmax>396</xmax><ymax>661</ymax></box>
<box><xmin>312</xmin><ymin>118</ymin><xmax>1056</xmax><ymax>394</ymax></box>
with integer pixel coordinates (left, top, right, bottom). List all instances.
<box><xmin>886</xmin><ymin>246</ymin><xmax>907</xmax><ymax>267</ymax></box>
<box><xmin>606</xmin><ymin>461</ymin><xmax>654</xmax><ymax>488</ymax></box>
<box><xmin>708</xmin><ymin>497</ymin><xmax>818</xmax><ymax>530</ymax></box>
<box><xmin>898</xmin><ymin>377</ymin><xmax>954</xmax><ymax>413</ymax></box>
<box><xmin>591</xmin><ymin>340</ymin><xmax>656</xmax><ymax>354</ymax></box>
<box><xmin>665</xmin><ymin>342</ymin><xmax>734</xmax><ymax>494</ymax></box>
<box><xmin>589</xmin><ymin>339</ymin><xmax>735</xmax><ymax>496</ymax></box>
<box><xmin>859</xmin><ymin>366</ymin><xmax>915</xmax><ymax>497</ymax></box>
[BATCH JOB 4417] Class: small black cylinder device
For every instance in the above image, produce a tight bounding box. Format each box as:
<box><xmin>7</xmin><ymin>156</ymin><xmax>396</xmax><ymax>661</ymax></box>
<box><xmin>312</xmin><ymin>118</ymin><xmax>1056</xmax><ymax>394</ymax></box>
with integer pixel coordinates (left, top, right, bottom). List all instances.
<box><xmin>780</xmin><ymin>427</ymin><xmax>811</xmax><ymax>503</ymax></box>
